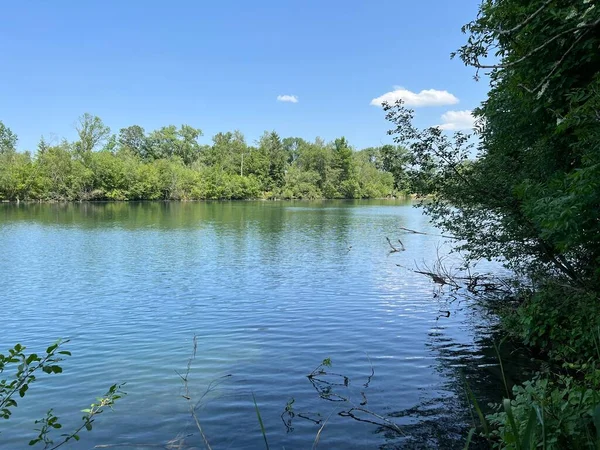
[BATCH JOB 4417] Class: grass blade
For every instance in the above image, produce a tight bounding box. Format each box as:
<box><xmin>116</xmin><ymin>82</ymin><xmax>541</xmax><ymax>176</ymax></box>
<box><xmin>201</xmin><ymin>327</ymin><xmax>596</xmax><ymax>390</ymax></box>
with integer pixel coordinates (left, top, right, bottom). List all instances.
<box><xmin>463</xmin><ymin>427</ymin><xmax>475</xmax><ymax>450</ymax></box>
<box><xmin>312</xmin><ymin>410</ymin><xmax>335</xmax><ymax>450</ymax></box>
<box><xmin>493</xmin><ymin>340</ymin><xmax>510</xmax><ymax>399</ymax></box>
<box><xmin>520</xmin><ymin>406</ymin><xmax>538</xmax><ymax>450</ymax></box>
<box><xmin>463</xmin><ymin>376</ymin><xmax>490</xmax><ymax>440</ymax></box>
<box><xmin>503</xmin><ymin>398</ymin><xmax>521</xmax><ymax>447</ymax></box>
<box><xmin>593</xmin><ymin>405</ymin><xmax>600</xmax><ymax>450</ymax></box>
<box><xmin>252</xmin><ymin>392</ymin><xmax>269</xmax><ymax>450</ymax></box>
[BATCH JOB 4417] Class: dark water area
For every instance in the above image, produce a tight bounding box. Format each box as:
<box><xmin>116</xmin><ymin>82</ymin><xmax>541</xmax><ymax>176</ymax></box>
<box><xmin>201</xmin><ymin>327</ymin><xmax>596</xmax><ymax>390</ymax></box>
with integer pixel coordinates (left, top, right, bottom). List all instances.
<box><xmin>0</xmin><ymin>201</ymin><xmax>533</xmax><ymax>449</ymax></box>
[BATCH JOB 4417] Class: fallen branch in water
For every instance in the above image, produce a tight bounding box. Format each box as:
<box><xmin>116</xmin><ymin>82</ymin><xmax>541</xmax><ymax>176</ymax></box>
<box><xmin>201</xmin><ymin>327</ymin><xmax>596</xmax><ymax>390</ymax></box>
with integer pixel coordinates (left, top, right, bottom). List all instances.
<box><xmin>339</xmin><ymin>407</ymin><xmax>404</xmax><ymax>435</ymax></box>
<box><xmin>363</xmin><ymin>352</ymin><xmax>374</xmax><ymax>389</ymax></box>
<box><xmin>386</xmin><ymin>237</ymin><xmax>405</xmax><ymax>253</ymax></box>
<box><xmin>396</xmin><ymin>263</ymin><xmax>457</xmax><ymax>287</ymax></box>
<box><xmin>398</xmin><ymin>226</ymin><xmax>458</xmax><ymax>240</ymax></box>
<box><xmin>301</xmin><ymin>358</ymin><xmax>405</xmax><ymax>436</ymax></box>
<box><xmin>396</xmin><ymin>243</ymin><xmax>515</xmax><ymax>303</ymax></box>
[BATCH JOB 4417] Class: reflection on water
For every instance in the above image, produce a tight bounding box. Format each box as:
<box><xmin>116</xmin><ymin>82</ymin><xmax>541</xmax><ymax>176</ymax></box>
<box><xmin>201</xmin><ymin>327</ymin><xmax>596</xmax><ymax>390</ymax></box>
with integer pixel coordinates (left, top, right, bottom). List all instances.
<box><xmin>0</xmin><ymin>200</ymin><xmax>531</xmax><ymax>449</ymax></box>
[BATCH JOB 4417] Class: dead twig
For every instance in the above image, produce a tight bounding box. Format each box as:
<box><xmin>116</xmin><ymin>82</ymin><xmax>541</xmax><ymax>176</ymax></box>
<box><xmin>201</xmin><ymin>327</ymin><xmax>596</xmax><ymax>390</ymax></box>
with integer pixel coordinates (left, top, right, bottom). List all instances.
<box><xmin>339</xmin><ymin>407</ymin><xmax>404</xmax><ymax>435</ymax></box>
<box><xmin>303</xmin><ymin>358</ymin><xmax>404</xmax><ymax>436</ymax></box>
<box><xmin>398</xmin><ymin>226</ymin><xmax>458</xmax><ymax>239</ymax></box>
<box><xmin>386</xmin><ymin>236</ymin><xmax>404</xmax><ymax>253</ymax></box>
<box><xmin>178</xmin><ymin>336</ymin><xmax>213</xmax><ymax>450</ymax></box>
<box><xmin>363</xmin><ymin>352</ymin><xmax>374</xmax><ymax>388</ymax></box>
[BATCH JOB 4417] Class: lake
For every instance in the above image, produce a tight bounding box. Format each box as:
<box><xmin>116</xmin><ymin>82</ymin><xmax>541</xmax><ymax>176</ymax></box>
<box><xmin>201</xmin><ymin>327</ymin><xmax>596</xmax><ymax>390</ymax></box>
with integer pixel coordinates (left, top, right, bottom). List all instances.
<box><xmin>0</xmin><ymin>201</ymin><xmax>528</xmax><ymax>449</ymax></box>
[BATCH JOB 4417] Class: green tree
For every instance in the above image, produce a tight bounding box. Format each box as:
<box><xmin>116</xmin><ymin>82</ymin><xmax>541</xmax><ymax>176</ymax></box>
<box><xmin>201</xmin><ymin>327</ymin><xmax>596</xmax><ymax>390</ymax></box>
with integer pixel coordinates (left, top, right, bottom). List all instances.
<box><xmin>145</xmin><ymin>126</ymin><xmax>178</xmax><ymax>161</ymax></box>
<box><xmin>74</xmin><ymin>114</ymin><xmax>111</xmax><ymax>163</ymax></box>
<box><xmin>207</xmin><ymin>130</ymin><xmax>248</xmax><ymax>175</ymax></box>
<box><xmin>0</xmin><ymin>116</ymin><xmax>402</xmax><ymax>201</ymax></box>
<box><xmin>0</xmin><ymin>121</ymin><xmax>18</xmax><ymax>155</ymax></box>
<box><xmin>296</xmin><ymin>137</ymin><xmax>331</xmax><ymax>192</ymax></box>
<box><xmin>332</xmin><ymin>137</ymin><xmax>354</xmax><ymax>182</ymax></box>
<box><xmin>258</xmin><ymin>131</ymin><xmax>286</xmax><ymax>190</ymax></box>
<box><xmin>37</xmin><ymin>137</ymin><xmax>51</xmax><ymax>156</ymax></box>
<box><xmin>386</xmin><ymin>0</ymin><xmax>600</xmax><ymax>287</ymax></box>
<box><xmin>118</xmin><ymin>125</ymin><xmax>146</xmax><ymax>159</ymax></box>
<box><xmin>282</xmin><ymin>137</ymin><xmax>308</xmax><ymax>165</ymax></box>
<box><xmin>175</xmin><ymin>125</ymin><xmax>203</xmax><ymax>165</ymax></box>
<box><xmin>379</xmin><ymin>145</ymin><xmax>408</xmax><ymax>190</ymax></box>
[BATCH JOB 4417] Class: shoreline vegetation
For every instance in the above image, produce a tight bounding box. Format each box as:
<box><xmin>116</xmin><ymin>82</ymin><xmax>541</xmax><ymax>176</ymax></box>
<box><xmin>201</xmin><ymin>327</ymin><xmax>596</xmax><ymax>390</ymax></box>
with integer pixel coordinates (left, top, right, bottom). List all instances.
<box><xmin>0</xmin><ymin>119</ymin><xmax>409</xmax><ymax>203</ymax></box>
<box><xmin>386</xmin><ymin>0</ymin><xmax>600</xmax><ymax>448</ymax></box>
<box><xmin>0</xmin><ymin>195</ymin><xmax>413</xmax><ymax>204</ymax></box>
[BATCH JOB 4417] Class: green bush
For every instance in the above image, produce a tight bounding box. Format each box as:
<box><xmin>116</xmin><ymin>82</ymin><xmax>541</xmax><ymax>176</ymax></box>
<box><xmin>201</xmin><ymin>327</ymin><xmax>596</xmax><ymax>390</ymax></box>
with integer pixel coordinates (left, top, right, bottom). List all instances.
<box><xmin>503</xmin><ymin>285</ymin><xmax>600</xmax><ymax>362</ymax></box>
<box><xmin>486</xmin><ymin>375</ymin><xmax>600</xmax><ymax>449</ymax></box>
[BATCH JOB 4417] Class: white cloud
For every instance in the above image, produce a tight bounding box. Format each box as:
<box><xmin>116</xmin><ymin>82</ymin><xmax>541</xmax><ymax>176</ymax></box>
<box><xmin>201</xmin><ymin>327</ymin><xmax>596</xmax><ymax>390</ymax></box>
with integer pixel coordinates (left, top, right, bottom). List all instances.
<box><xmin>370</xmin><ymin>87</ymin><xmax>459</xmax><ymax>107</ymax></box>
<box><xmin>437</xmin><ymin>110</ymin><xmax>475</xmax><ymax>130</ymax></box>
<box><xmin>277</xmin><ymin>94</ymin><xmax>298</xmax><ymax>103</ymax></box>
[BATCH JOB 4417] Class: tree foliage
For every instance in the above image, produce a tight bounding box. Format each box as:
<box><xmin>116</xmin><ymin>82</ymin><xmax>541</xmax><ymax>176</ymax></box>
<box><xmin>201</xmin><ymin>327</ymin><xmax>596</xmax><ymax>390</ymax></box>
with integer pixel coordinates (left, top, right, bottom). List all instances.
<box><xmin>0</xmin><ymin>117</ymin><xmax>406</xmax><ymax>201</ymax></box>
<box><xmin>384</xmin><ymin>0</ymin><xmax>600</xmax><ymax>446</ymax></box>
<box><xmin>387</xmin><ymin>0</ymin><xmax>600</xmax><ymax>290</ymax></box>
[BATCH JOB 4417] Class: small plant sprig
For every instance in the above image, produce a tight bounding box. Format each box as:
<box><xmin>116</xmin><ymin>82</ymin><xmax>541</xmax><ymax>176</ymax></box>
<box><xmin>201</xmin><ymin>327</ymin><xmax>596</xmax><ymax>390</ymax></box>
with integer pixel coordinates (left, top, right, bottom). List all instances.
<box><xmin>29</xmin><ymin>383</ymin><xmax>126</xmax><ymax>449</ymax></box>
<box><xmin>0</xmin><ymin>340</ymin><xmax>71</xmax><ymax>421</ymax></box>
<box><xmin>1</xmin><ymin>339</ymin><xmax>125</xmax><ymax>448</ymax></box>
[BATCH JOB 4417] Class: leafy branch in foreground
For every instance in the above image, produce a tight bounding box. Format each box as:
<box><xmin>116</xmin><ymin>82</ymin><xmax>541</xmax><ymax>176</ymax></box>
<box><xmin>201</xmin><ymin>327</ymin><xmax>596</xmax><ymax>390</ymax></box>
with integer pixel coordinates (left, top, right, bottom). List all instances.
<box><xmin>0</xmin><ymin>341</ymin><xmax>71</xmax><ymax>420</ymax></box>
<box><xmin>0</xmin><ymin>340</ymin><xmax>125</xmax><ymax>448</ymax></box>
<box><xmin>29</xmin><ymin>383</ymin><xmax>126</xmax><ymax>449</ymax></box>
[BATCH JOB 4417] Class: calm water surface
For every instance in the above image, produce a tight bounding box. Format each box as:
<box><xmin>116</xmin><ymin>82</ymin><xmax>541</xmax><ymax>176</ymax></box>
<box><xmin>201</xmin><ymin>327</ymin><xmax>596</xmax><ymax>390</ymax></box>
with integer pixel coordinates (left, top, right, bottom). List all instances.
<box><xmin>0</xmin><ymin>201</ymin><xmax>528</xmax><ymax>449</ymax></box>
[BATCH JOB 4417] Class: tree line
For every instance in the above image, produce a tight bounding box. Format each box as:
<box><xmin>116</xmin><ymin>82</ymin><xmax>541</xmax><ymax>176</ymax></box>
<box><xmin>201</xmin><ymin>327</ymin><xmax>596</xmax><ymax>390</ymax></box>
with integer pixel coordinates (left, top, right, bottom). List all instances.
<box><xmin>0</xmin><ymin>116</ymin><xmax>408</xmax><ymax>201</ymax></box>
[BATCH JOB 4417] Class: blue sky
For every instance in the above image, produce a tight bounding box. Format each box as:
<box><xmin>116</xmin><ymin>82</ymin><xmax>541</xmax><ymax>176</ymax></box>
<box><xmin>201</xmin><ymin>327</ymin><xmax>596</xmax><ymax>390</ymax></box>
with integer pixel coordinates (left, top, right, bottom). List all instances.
<box><xmin>1</xmin><ymin>0</ymin><xmax>487</xmax><ymax>151</ymax></box>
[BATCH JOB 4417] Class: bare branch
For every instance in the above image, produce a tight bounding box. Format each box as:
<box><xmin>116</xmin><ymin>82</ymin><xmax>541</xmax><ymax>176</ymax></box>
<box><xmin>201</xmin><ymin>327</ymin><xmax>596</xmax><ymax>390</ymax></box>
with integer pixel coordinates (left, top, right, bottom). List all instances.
<box><xmin>386</xmin><ymin>237</ymin><xmax>402</xmax><ymax>253</ymax></box>
<box><xmin>180</xmin><ymin>336</ymin><xmax>212</xmax><ymax>450</ymax></box>
<box><xmin>398</xmin><ymin>226</ymin><xmax>458</xmax><ymax>240</ymax></box>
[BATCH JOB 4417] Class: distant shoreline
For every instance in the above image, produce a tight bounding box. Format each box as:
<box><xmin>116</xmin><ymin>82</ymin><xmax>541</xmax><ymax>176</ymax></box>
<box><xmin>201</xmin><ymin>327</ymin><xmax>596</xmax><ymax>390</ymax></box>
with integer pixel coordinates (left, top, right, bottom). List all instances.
<box><xmin>0</xmin><ymin>195</ymin><xmax>414</xmax><ymax>204</ymax></box>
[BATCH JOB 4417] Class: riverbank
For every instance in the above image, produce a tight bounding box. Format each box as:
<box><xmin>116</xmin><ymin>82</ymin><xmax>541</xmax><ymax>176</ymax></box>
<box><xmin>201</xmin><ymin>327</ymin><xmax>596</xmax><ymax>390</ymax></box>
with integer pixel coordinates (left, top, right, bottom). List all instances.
<box><xmin>466</xmin><ymin>282</ymin><xmax>600</xmax><ymax>447</ymax></box>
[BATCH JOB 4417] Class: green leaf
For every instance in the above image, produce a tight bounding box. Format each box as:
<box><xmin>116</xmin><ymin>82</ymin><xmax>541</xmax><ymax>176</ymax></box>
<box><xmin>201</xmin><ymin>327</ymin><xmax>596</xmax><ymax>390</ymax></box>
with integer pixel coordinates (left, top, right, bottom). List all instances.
<box><xmin>463</xmin><ymin>427</ymin><xmax>475</xmax><ymax>450</ymax></box>
<box><xmin>503</xmin><ymin>398</ymin><xmax>521</xmax><ymax>444</ymax></box>
<box><xmin>593</xmin><ymin>405</ymin><xmax>600</xmax><ymax>445</ymax></box>
<box><xmin>520</xmin><ymin>406</ymin><xmax>538</xmax><ymax>450</ymax></box>
<box><xmin>25</xmin><ymin>354</ymin><xmax>39</xmax><ymax>365</ymax></box>
<box><xmin>464</xmin><ymin>377</ymin><xmax>490</xmax><ymax>439</ymax></box>
<box><xmin>46</xmin><ymin>343</ymin><xmax>58</xmax><ymax>354</ymax></box>
<box><xmin>18</xmin><ymin>384</ymin><xmax>28</xmax><ymax>397</ymax></box>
